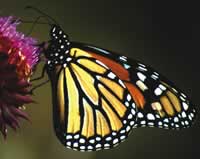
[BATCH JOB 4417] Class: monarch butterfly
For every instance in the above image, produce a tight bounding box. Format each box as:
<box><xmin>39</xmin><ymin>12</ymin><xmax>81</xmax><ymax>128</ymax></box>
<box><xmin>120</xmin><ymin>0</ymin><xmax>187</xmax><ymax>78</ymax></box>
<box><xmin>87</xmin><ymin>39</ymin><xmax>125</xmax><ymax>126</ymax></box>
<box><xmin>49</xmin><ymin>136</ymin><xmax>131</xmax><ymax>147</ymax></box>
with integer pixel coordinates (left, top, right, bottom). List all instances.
<box><xmin>28</xmin><ymin>7</ymin><xmax>197</xmax><ymax>151</ymax></box>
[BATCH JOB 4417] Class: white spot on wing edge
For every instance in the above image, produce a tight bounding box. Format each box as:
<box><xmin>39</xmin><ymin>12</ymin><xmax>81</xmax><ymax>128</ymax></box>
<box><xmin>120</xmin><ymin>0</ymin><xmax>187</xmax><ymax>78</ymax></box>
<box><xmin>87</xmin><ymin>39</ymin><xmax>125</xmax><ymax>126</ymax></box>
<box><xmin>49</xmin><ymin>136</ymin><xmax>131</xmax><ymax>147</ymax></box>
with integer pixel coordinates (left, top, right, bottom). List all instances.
<box><xmin>181</xmin><ymin>111</ymin><xmax>187</xmax><ymax>118</ymax></box>
<box><xmin>138</xmin><ymin>66</ymin><xmax>147</xmax><ymax>71</ymax></box>
<box><xmin>120</xmin><ymin>129</ymin><xmax>126</xmax><ymax>134</ymax></box>
<box><xmin>95</xmin><ymin>144</ymin><xmax>102</xmax><ymax>148</ymax></box>
<box><xmin>127</xmin><ymin>94</ymin><xmax>131</xmax><ymax>101</ymax></box>
<box><xmin>126</xmin><ymin>126</ymin><xmax>131</xmax><ymax>132</ymax></box>
<box><xmin>124</xmin><ymin>64</ymin><xmax>131</xmax><ymax>69</ymax></box>
<box><xmin>107</xmin><ymin>72</ymin><xmax>116</xmax><ymax>79</ymax></box>
<box><xmin>180</xmin><ymin>96</ymin><xmax>186</xmax><ymax>101</ymax></box>
<box><xmin>113</xmin><ymin>138</ymin><xmax>119</xmax><ymax>144</ymax></box>
<box><xmin>96</xmin><ymin>60</ymin><xmax>109</xmax><ymax>69</ymax></box>
<box><xmin>66</xmin><ymin>135</ymin><xmax>72</xmax><ymax>139</ymax></box>
<box><xmin>74</xmin><ymin>134</ymin><xmax>80</xmax><ymax>139</ymax></box>
<box><xmin>130</xmin><ymin>121</ymin><xmax>135</xmax><ymax>126</ymax></box>
<box><xmin>138</xmin><ymin>63</ymin><xmax>146</xmax><ymax>67</ymax></box>
<box><xmin>125</xmin><ymin>101</ymin><xmax>129</xmax><ymax>107</ymax></box>
<box><xmin>120</xmin><ymin>135</ymin><xmax>126</xmax><ymax>140</ymax></box>
<box><xmin>158</xmin><ymin>121</ymin><xmax>163</xmax><ymax>126</ymax></box>
<box><xmin>63</xmin><ymin>63</ymin><xmax>67</xmax><ymax>67</ymax></box>
<box><xmin>174</xmin><ymin>117</ymin><xmax>179</xmax><ymax>122</ymax></box>
<box><xmin>79</xmin><ymin>138</ymin><xmax>85</xmax><ymax>143</ymax></box>
<box><xmin>159</xmin><ymin>84</ymin><xmax>167</xmax><ymax>91</ymax></box>
<box><xmin>119</xmin><ymin>56</ymin><xmax>127</xmax><ymax>61</ymax></box>
<box><xmin>128</xmin><ymin>114</ymin><xmax>133</xmax><ymax>119</ymax></box>
<box><xmin>164</xmin><ymin>118</ymin><xmax>169</xmax><ymax>123</ymax></box>
<box><xmin>153</xmin><ymin>72</ymin><xmax>159</xmax><ymax>76</ymax></box>
<box><xmin>147</xmin><ymin>113</ymin><xmax>155</xmax><ymax>120</ymax></box>
<box><xmin>137</xmin><ymin>112</ymin><xmax>144</xmax><ymax>118</ymax></box>
<box><xmin>185</xmin><ymin>121</ymin><xmax>189</xmax><ymax>125</ymax></box>
<box><xmin>88</xmin><ymin>145</ymin><xmax>93</xmax><ymax>150</ymax></box>
<box><xmin>131</xmin><ymin>109</ymin><xmax>136</xmax><ymax>115</ymax></box>
<box><xmin>119</xmin><ymin>79</ymin><xmax>126</xmax><ymax>88</ymax></box>
<box><xmin>137</xmin><ymin>72</ymin><xmax>146</xmax><ymax>82</ymax></box>
<box><xmin>151</xmin><ymin>74</ymin><xmax>159</xmax><ymax>80</ymax></box>
<box><xmin>154</xmin><ymin>87</ymin><xmax>162</xmax><ymax>96</ymax></box>
<box><xmin>181</xmin><ymin>93</ymin><xmax>187</xmax><ymax>98</ymax></box>
<box><xmin>73</xmin><ymin>142</ymin><xmax>78</xmax><ymax>147</ymax></box>
<box><xmin>52</xmin><ymin>27</ymin><xmax>56</xmax><ymax>32</ymax></box>
<box><xmin>182</xmin><ymin>102</ymin><xmax>189</xmax><ymax>111</ymax></box>
<box><xmin>89</xmin><ymin>139</ymin><xmax>95</xmax><ymax>144</ymax></box>
<box><xmin>105</xmin><ymin>137</ymin><xmax>112</xmax><ymax>141</ymax></box>
<box><xmin>66</xmin><ymin>57</ymin><xmax>72</xmax><ymax>62</ymax></box>
<box><xmin>140</xmin><ymin>120</ymin><xmax>146</xmax><ymax>125</ymax></box>
<box><xmin>136</xmin><ymin>80</ymin><xmax>148</xmax><ymax>91</ymax></box>
<box><xmin>80</xmin><ymin>146</ymin><xmax>86</xmax><ymax>150</ymax></box>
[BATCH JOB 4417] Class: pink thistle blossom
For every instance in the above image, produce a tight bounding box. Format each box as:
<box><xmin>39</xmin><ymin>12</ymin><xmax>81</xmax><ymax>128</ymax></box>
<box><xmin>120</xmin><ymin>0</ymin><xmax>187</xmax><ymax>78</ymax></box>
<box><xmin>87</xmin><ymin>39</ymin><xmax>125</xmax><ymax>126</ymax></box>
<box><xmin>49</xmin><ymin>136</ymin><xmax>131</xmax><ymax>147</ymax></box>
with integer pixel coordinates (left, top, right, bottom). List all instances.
<box><xmin>0</xmin><ymin>16</ymin><xmax>40</xmax><ymax>139</ymax></box>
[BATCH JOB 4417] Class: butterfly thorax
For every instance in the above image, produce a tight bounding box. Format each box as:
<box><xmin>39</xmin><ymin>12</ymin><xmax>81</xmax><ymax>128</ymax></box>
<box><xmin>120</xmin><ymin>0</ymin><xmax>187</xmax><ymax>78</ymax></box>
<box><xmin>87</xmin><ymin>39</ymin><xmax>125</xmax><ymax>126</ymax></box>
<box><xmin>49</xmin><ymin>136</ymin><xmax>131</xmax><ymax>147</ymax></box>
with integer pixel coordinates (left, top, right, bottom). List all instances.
<box><xmin>44</xmin><ymin>25</ymin><xmax>72</xmax><ymax>69</ymax></box>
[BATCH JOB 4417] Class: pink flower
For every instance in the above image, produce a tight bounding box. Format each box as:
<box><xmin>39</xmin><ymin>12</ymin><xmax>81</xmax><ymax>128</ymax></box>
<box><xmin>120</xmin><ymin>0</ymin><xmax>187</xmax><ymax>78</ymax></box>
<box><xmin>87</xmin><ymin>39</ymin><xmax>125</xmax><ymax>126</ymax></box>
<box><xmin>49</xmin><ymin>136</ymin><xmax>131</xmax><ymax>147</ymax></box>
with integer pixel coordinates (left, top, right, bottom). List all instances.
<box><xmin>0</xmin><ymin>16</ymin><xmax>40</xmax><ymax>139</ymax></box>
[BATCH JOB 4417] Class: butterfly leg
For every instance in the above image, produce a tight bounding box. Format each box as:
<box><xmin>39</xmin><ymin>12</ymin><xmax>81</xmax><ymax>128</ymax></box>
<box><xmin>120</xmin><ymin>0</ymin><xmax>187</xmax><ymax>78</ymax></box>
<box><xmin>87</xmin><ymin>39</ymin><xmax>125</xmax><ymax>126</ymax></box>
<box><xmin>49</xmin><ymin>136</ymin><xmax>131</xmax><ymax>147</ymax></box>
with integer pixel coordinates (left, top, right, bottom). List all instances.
<box><xmin>29</xmin><ymin>79</ymin><xmax>49</xmax><ymax>95</ymax></box>
<box><xmin>31</xmin><ymin>65</ymin><xmax>46</xmax><ymax>82</ymax></box>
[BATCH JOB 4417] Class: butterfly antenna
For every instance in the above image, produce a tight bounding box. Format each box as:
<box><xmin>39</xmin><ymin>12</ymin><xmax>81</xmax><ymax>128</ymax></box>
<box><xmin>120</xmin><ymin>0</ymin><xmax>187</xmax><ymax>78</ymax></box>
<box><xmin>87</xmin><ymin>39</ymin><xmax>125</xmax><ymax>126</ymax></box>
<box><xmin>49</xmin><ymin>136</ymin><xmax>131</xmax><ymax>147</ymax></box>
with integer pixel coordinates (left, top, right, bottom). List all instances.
<box><xmin>25</xmin><ymin>15</ymin><xmax>50</xmax><ymax>36</ymax></box>
<box><xmin>20</xmin><ymin>19</ymin><xmax>50</xmax><ymax>25</ymax></box>
<box><xmin>25</xmin><ymin>6</ymin><xmax>59</xmax><ymax>25</ymax></box>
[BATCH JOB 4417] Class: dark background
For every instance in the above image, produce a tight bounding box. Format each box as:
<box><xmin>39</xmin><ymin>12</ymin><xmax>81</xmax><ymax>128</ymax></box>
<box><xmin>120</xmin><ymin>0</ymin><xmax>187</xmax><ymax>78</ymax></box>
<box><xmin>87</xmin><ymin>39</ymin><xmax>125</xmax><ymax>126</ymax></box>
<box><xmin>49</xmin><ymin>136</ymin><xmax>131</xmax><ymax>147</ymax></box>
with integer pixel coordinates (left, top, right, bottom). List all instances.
<box><xmin>0</xmin><ymin>1</ymin><xmax>200</xmax><ymax>159</ymax></box>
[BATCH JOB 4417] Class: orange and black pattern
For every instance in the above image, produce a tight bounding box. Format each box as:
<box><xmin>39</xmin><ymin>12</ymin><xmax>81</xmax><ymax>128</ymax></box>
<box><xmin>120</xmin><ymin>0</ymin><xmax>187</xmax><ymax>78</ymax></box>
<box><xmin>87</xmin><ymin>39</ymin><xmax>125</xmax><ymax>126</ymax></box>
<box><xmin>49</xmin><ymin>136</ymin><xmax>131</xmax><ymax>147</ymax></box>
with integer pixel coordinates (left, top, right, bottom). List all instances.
<box><xmin>71</xmin><ymin>43</ymin><xmax>196</xmax><ymax>130</ymax></box>
<box><xmin>47</xmin><ymin>46</ymin><xmax>137</xmax><ymax>151</ymax></box>
<box><xmin>43</xmin><ymin>25</ymin><xmax>197</xmax><ymax>151</ymax></box>
<box><xmin>130</xmin><ymin>63</ymin><xmax>196</xmax><ymax>129</ymax></box>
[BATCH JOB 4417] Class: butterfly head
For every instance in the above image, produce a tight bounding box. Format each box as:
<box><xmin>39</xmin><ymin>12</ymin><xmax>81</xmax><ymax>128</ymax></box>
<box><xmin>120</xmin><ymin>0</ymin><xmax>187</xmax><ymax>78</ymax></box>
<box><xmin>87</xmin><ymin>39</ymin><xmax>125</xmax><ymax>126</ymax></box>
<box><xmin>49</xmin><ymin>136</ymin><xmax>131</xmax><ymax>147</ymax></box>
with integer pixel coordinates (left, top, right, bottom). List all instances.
<box><xmin>24</xmin><ymin>6</ymin><xmax>71</xmax><ymax>68</ymax></box>
<box><xmin>50</xmin><ymin>25</ymin><xmax>69</xmax><ymax>40</ymax></box>
<box><xmin>42</xmin><ymin>25</ymin><xmax>71</xmax><ymax>68</ymax></box>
